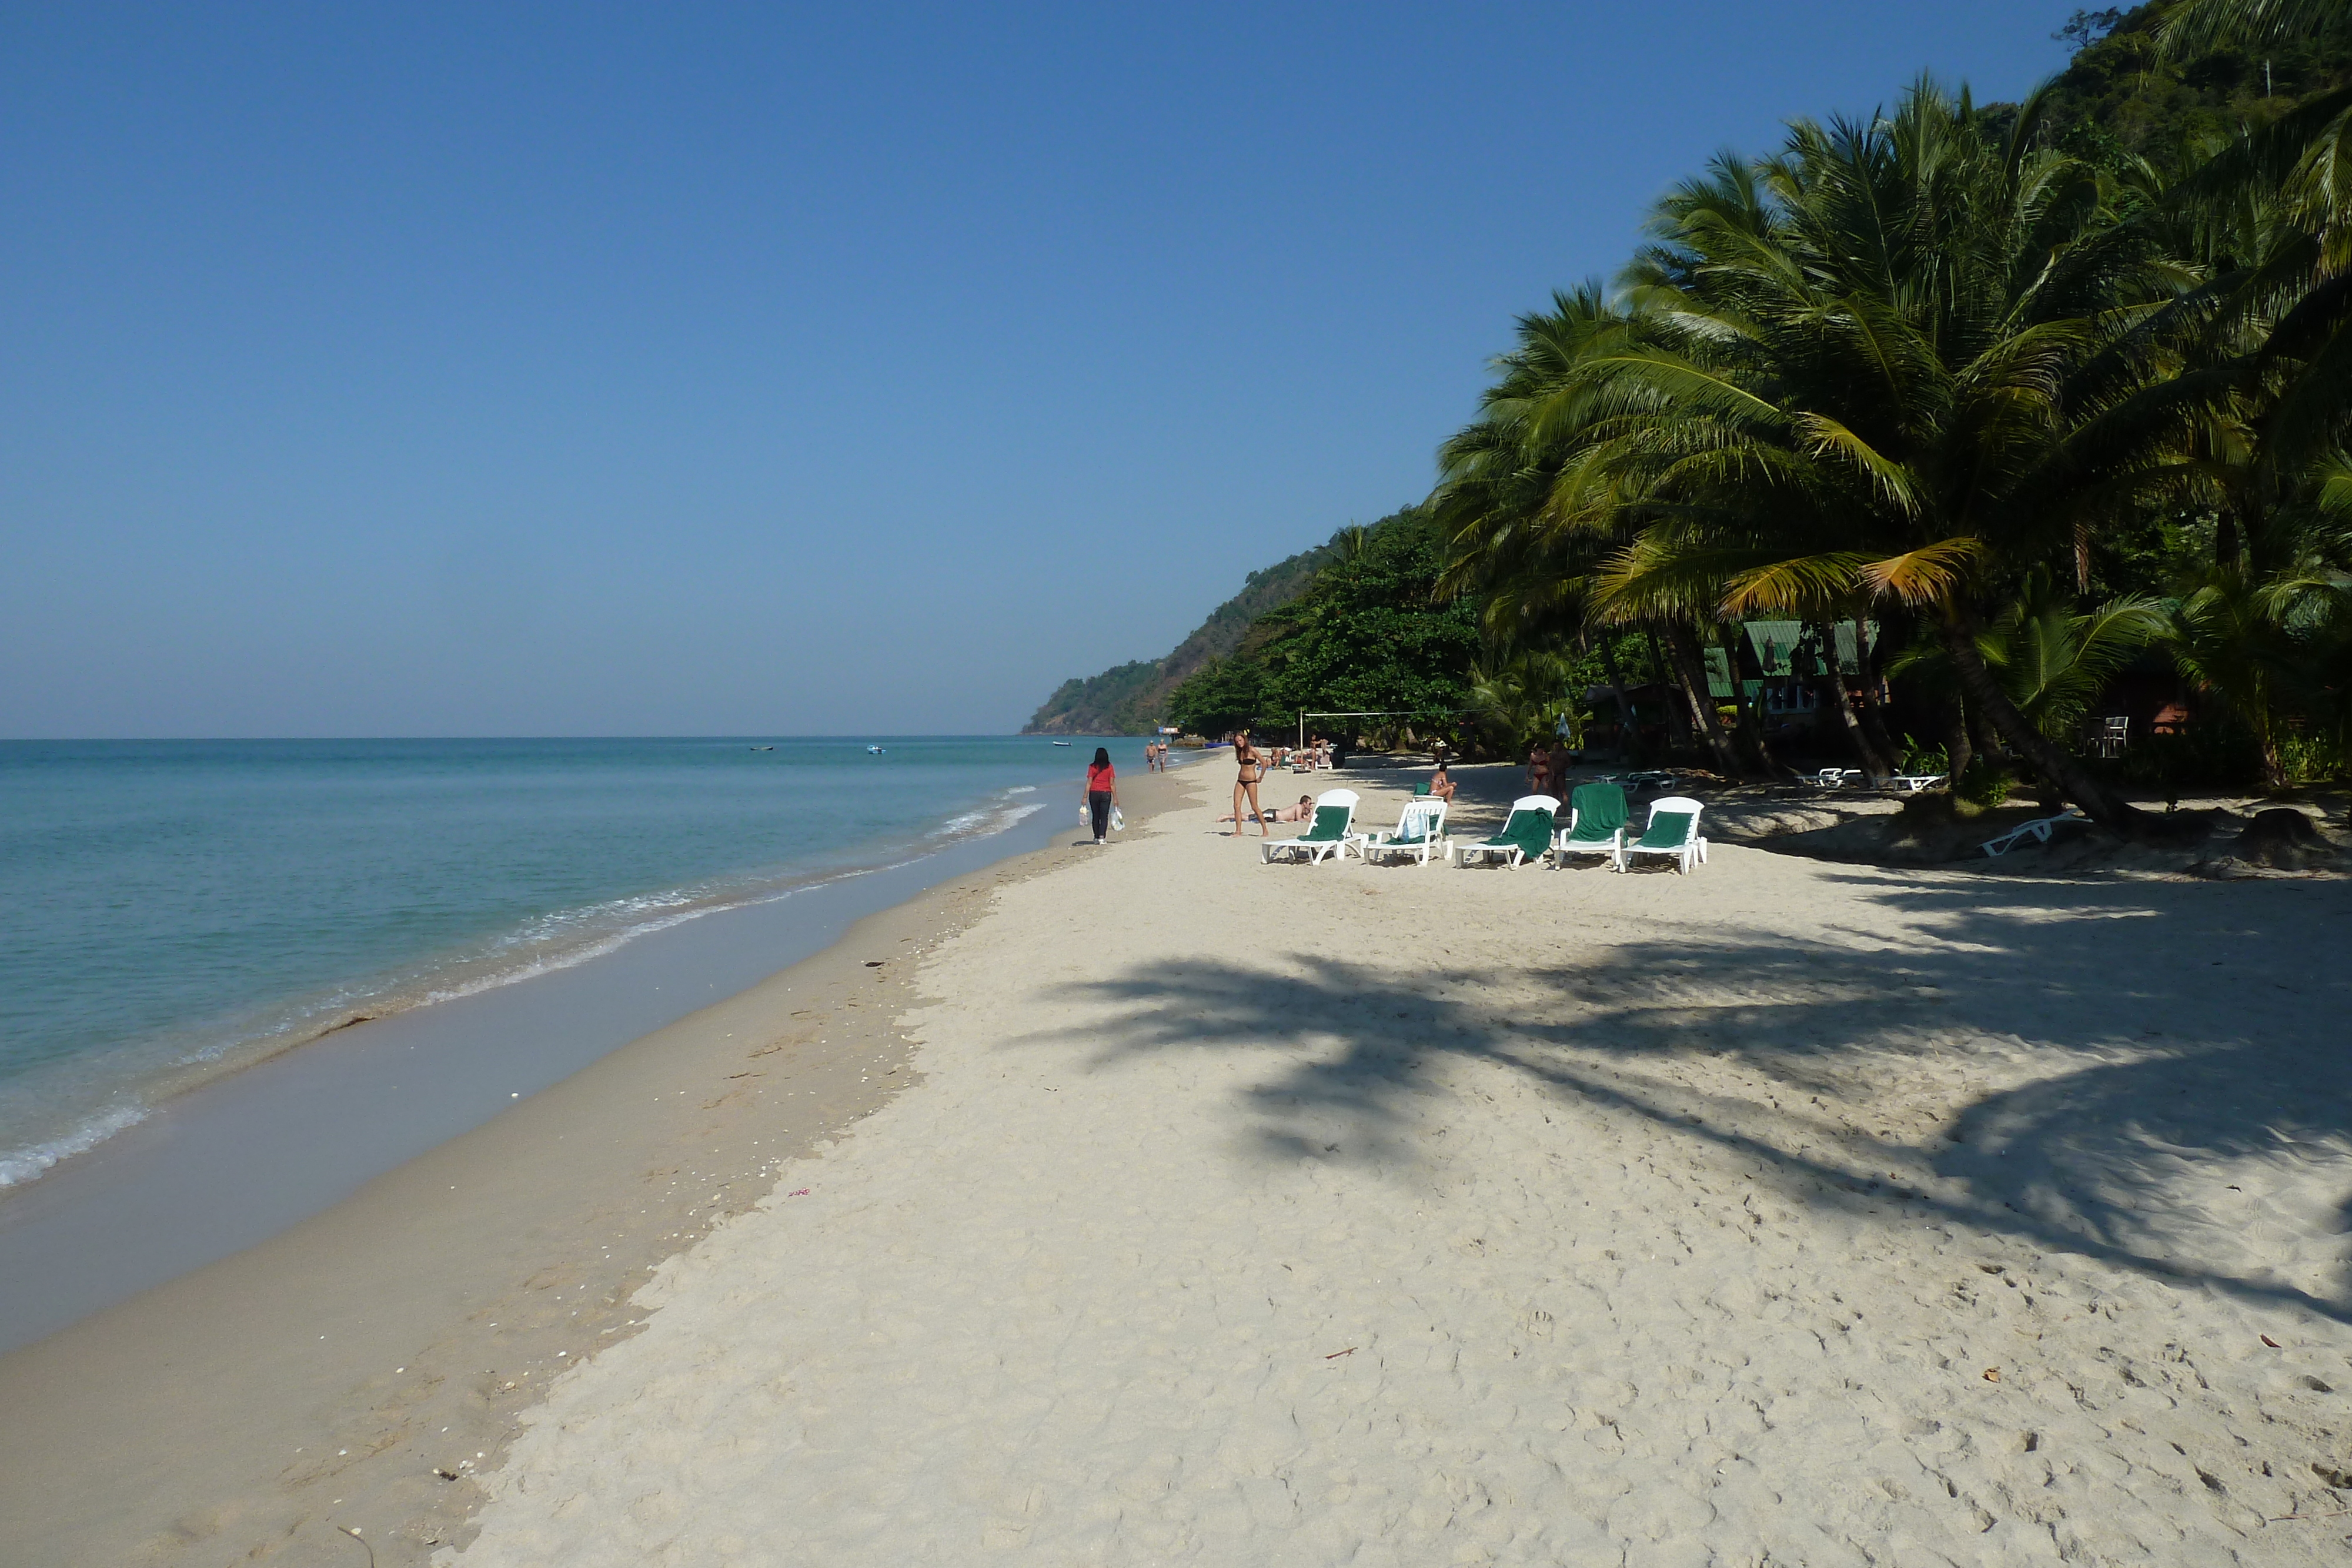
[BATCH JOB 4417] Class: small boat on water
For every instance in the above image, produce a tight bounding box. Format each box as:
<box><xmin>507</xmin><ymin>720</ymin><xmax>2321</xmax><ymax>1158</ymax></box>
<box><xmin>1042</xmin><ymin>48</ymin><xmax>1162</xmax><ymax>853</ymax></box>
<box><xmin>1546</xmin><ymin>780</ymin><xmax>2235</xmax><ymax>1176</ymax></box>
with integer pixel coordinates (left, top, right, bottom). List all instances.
<box><xmin>866</xmin><ymin>745</ymin><xmax>887</xmax><ymax>754</ymax></box>
<box><xmin>1051</xmin><ymin>741</ymin><xmax>1072</xmax><ymax>747</ymax></box>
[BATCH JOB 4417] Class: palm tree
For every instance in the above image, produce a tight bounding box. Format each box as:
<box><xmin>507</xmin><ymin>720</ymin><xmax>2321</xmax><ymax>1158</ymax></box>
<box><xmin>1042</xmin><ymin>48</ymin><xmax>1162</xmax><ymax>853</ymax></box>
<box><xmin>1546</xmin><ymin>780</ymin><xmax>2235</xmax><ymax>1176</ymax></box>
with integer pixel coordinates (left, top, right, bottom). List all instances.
<box><xmin>2160</xmin><ymin>0</ymin><xmax>2352</xmax><ymax>53</ymax></box>
<box><xmin>1432</xmin><ymin>287</ymin><xmax>1750</xmax><ymax>776</ymax></box>
<box><xmin>1528</xmin><ymin>81</ymin><xmax>2207</xmax><ymax>830</ymax></box>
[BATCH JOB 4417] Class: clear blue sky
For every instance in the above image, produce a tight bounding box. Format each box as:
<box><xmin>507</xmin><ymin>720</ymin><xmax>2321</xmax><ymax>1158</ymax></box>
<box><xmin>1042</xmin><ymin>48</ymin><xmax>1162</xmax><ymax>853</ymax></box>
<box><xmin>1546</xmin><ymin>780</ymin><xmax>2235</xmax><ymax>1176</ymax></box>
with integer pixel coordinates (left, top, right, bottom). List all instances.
<box><xmin>2</xmin><ymin>3</ymin><xmax>2077</xmax><ymax>736</ymax></box>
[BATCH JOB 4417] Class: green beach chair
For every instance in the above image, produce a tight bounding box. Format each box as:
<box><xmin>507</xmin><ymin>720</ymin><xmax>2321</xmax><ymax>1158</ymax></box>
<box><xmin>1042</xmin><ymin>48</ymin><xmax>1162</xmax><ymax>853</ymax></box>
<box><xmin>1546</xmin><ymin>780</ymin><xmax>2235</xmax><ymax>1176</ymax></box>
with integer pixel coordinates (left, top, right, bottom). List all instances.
<box><xmin>1454</xmin><ymin>794</ymin><xmax>1560</xmax><ymax>868</ymax></box>
<box><xmin>1262</xmin><ymin>788</ymin><xmax>1360</xmax><ymax>865</ymax></box>
<box><xmin>1553</xmin><ymin>782</ymin><xmax>1629</xmax><ymax>868</ymax></box>
<box><xmin>1614</xmin><ymin>795</ymin><xmax>1708</xmax><ymax>874</ymax></box>
<box><xmin>1412</xmin><ymin>781</ymin><xmax>1432</xmax><ymax>797</ymax></box>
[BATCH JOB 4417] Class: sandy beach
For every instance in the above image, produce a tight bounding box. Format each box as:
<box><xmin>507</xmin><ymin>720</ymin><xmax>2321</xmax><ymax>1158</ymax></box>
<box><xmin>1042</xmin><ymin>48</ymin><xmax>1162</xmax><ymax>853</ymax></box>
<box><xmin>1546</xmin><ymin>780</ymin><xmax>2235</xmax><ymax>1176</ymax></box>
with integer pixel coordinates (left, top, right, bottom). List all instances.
<box><xmin>9</xmin><ymin>758</ymin><xmax>2351</xmax><ymax>1565</ymax></box>
<box><xmin>429</xmin><ymin>761</ymin><xmax>2350</xmax><ymax>1565</ymax></box>
<box><xmin>0</xmin><ymin>768</ymin><xmax>1191</xmax><ymax>1567</ymax></box>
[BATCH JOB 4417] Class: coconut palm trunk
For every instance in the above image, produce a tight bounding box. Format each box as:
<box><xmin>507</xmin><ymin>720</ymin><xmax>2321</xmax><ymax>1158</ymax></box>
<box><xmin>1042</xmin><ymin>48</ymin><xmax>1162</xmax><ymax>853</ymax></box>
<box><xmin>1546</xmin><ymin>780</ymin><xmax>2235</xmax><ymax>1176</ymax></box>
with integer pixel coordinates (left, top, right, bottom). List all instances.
<box><xmin>1717</xmin><ymin>622</ymin><xmax>1779</xmax><ymax>774</ymax></box>
<box><xmin>1852</xmin><ymin>617</ymin><xmax>1903</xmax><ymax>768</ymax></box>
<box><xmin>1812</xmin><ymin>621</ymin><xmax>1890</xmax><ymax>781</ymax></box>
<box><xmin>1665</xmin><ymin>620</ymin><xmax>1745</xmax><ymax>776</ymax></box>
<box><xmin>1939</xmin><ymin>691</ymin><xmax>1973</xmax><ymax>790</ymax></box>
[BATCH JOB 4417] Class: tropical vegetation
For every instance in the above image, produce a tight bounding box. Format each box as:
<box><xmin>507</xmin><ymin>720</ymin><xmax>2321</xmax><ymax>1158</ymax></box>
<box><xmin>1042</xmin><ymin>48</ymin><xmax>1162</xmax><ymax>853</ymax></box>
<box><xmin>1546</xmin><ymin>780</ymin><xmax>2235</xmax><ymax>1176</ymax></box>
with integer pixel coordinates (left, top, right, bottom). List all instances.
<box><xmin>1426</xmin><ymin>0</ymin><xmax>2352</xmax><ymax>827</ymax></box>
<box><xmin>1037</xmin><ymin>0</ymin><xmax>2352</xmax><ymax>824</ymax></box>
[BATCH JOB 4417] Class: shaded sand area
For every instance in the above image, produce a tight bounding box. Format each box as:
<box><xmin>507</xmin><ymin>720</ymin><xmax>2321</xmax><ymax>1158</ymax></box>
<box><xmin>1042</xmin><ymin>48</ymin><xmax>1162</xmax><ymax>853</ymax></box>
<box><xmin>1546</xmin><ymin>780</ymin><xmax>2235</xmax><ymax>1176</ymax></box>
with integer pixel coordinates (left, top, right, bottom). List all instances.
<box><xmin>443</xmin><ymin>763</ymin><xmax>2352</xmax><ymax>1565</ymax></box>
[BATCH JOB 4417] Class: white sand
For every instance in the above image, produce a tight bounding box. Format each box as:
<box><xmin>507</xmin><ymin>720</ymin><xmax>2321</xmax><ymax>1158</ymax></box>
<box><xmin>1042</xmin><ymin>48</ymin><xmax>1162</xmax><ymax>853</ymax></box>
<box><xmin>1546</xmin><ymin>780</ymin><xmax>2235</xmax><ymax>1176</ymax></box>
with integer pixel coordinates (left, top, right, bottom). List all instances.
<box><xmin>447</xmin><ymin>767</ymin><xmax>2352</xmax><ymax>1565</ymax></box>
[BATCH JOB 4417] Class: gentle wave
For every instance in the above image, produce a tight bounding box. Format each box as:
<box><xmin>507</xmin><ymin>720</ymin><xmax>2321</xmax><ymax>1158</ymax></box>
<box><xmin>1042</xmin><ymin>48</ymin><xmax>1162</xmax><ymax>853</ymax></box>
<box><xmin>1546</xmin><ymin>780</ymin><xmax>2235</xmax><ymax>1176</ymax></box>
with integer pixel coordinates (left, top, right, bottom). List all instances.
<box><xmin>0</xmin><ymin>781</ymin><xmax>1052</xmax><ymax>1189</ymax></box>
<box><xmin>0</xmin><ymin>1103</ymin><xmax>148</xmax><ymax>1190</ymax></box>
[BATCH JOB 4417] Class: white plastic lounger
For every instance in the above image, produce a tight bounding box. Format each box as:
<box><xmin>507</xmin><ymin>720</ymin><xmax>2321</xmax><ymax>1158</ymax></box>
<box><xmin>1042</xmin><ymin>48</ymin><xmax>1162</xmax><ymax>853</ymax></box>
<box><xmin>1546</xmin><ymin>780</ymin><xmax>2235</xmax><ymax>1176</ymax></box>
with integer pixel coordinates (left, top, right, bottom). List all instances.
<box><xmin>1263</xmin><ymin>788</ymin><xmax>1360</xmax><ymax>865</ymax></box>
<box><xmin>1454</xmin><ymin>795</ymin><xmax>1559</xmax><ymax>868</ymax></box>
<box><xmin>1980</xmin><ymin>808</ymin><xmax>2086</xmax><ymax>858</ymax></box>
<box><xmin>1806</xmin><ymin>768</ymin><xmax>1862</xmax><ymax>788</ymax></box>
<box><xmin>1355</xmin><ymin>798</ymin><xmax>1448</xmax><ymax>866</ymax></box>
<box><xmin>1553</xmin><ymin>781</ymin><xmax>1630</xmax><ymax>867</ymax></box>
<box><xmin>1614</xmin><ymin>795</ymin><xmax>1709</xmax><ymax>874</ymax></box>
<box><xmin>1892</xmin><ymin>773</ymin><xmax>1947</xmax><ymax>793</ymax></box>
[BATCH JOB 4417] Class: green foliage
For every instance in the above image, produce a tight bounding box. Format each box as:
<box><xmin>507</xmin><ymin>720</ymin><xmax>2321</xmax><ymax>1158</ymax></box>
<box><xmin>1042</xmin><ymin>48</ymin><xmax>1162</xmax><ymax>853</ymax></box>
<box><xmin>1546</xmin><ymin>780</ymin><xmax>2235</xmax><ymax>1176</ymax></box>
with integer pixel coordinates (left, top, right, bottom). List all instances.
<box><xmin>1164</xmin><ymin>508</ymin><xmax>1480</xmax><ymax>741</ymax></box>
<box><xmin>1468</xmin><ymin>649</ymin><xmax>1586</xmax><ymax>751</ymax></box>
<box><xmin>1959</xmin><ymin>757</ymin><xmax>2016</xmax><ymax>806</ymax></box>
<box><xmin>1252</xmin><ymin>509</ymin><xmax>1482</xmax><ymax>729</ymax></box>
<box><xmin>2042</xmin><ymin>0</ymin><xmax>2352</xmax><ymax>180</ymax></box>
<box><xmin>1164</xmin><ymin>654</ymin><xmax>1269</xmax><ymax>737</ymax></box>
<box><xmin>1993</xmin><ymin>574</ymin><xmax>2172</xmax><ymax>739</ymax></box>
<box><xmin>1024</xmin><ymin>546</ymin><xmax>1330</xmax><ymax>734</ymax></box>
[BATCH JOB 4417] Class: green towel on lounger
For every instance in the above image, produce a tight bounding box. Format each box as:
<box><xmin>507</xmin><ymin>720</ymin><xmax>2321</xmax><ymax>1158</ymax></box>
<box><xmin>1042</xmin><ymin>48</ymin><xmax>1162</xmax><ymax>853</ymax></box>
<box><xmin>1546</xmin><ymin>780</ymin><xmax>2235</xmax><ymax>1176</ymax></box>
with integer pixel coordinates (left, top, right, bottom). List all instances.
<box><xmin>1475</xmin><ymin>807</ymin><xmax>1555</xmax><ymax>863</ymax></box>
<box><xmin>1562</xmin><ymin>783</ymin><xmax>1628</xmax><ymax>847</ymax></box>
<box><xmin>1298</xmin><ymin>804</ymin><xmax>1351</xmax><ymax>841</ymax></box>
<box><xmin>1631</xmin><ymin>810</ymin><xmax>1694</xmax><ymax>851</ymax></box>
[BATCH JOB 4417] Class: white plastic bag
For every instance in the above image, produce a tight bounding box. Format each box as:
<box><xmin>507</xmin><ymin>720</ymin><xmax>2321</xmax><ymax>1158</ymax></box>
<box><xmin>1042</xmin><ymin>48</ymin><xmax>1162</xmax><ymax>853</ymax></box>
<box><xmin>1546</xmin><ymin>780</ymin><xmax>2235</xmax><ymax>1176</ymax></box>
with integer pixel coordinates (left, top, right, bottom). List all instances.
<box><xmin>1111</xmin><ymin>805</ymin><xmax>1125</xmax><ymax>831</ymax></box>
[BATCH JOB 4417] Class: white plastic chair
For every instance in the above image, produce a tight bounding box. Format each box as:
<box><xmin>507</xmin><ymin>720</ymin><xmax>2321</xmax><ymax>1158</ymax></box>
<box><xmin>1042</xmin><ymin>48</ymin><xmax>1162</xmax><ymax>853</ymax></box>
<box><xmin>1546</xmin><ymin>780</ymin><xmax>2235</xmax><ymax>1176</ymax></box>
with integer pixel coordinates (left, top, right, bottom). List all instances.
<box><xmin>1980</xmin><ymin>808</ymin><xmax>2086</xmax><ymax>858</ymax></box>
<box><xmin>1262</xmin><ymin>788</ymin><xmax>1361</xmax><ymax>865</ymax></box>
<box><xmin>1355</xmin><ymin>798</ymin><xmax>1448</xmax><ymax>866</ymax></box>
<box><xmin>1615</xmin><ymin>795</ymin><xmax>1709</xmax><ymax>874</ymax></box>
<box><xmin>1454</xmin><ymin>795</ymin><xmax>1561</xmax><ymax>868</ymax></box>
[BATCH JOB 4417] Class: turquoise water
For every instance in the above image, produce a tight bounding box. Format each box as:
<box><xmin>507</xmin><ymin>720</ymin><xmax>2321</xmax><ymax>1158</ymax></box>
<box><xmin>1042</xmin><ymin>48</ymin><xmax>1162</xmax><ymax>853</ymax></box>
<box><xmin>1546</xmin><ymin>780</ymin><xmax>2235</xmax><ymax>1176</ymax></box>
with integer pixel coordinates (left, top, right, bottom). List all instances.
<box><xmin>0</xmin><ymin>736</ymin><xmax>1131</xmax><ymax>1186</ymax></box>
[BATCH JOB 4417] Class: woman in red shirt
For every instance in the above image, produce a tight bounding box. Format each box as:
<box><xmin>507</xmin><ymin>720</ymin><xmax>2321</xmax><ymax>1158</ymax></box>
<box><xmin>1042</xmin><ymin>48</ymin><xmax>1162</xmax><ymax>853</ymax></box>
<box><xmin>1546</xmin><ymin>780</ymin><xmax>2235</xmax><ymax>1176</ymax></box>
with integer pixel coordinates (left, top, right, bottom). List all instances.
<box><xmin>1083</xmin><ymin>747</ymin><xmax>1118</xmax><ymax>845</ymax></box>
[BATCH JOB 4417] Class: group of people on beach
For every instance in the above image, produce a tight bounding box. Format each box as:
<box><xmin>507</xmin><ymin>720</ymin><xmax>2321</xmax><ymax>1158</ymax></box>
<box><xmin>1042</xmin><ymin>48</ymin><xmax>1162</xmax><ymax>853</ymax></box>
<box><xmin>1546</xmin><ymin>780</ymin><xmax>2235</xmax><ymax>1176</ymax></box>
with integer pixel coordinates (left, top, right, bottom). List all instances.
<box><xmin>1215</xmin><ymin>731</ymin><xmax>1384</xmax><ymax>836</ymax></box>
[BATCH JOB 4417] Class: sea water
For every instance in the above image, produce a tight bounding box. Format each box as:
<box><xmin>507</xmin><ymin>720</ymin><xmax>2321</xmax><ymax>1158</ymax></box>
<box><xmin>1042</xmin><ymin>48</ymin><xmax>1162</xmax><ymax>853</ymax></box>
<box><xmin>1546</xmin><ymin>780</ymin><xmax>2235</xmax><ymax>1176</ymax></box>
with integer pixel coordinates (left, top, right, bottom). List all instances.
<box><xmin>0</xmin><ymin>735</ymin><xmax>1129</xmax><ymax>1189</ymax></box>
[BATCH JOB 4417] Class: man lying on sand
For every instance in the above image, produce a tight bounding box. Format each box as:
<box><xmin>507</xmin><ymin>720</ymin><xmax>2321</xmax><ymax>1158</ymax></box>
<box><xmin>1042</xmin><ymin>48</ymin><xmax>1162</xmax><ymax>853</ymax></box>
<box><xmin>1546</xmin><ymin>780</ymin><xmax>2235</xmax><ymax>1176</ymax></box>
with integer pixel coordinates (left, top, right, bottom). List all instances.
<box><xmin>1220</xmin><ymin>795</ymin><xmax>1314</xmax><ymax>824</ymax></box>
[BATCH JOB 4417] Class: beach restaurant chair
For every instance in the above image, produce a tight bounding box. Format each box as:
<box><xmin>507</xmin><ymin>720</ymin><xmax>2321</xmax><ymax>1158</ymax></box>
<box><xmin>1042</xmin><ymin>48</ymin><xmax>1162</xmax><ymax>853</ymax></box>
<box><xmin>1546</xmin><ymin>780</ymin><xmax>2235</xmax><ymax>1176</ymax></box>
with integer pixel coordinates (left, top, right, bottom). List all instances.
<box><xmin>1553</xmin><ymin>781</ymin><xmax>1629</xmax><ymax>868</ymax></box>
<box><xmin>1980</xmin><ymin>808</ymin><xmax>2086</xmax><ymax>859</ymax></box>
<box><xmin>1356</xmin><ymin>797</ymin><xmax>1449</xmax><ymax>867</ymax></box>
<box><xmin>1454</xmin><ymin>795</ymin><xmax>1560</xmax><ymax>869</ymax></box>
<box><xmin>1615</xmin><ymin>795</ymin><xmax>1708</xmax><ymax>874</ymax></box>
<box><xmin>1262</xmin><ymin>788</ymin><xmax>1359</xmax><ymax>865</ymax></box>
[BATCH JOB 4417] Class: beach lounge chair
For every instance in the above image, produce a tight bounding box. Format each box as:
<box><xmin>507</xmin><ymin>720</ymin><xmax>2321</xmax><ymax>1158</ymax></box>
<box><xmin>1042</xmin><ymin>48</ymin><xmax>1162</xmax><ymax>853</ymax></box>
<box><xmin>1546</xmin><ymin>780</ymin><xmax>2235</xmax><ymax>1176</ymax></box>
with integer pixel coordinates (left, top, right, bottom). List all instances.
<box><xmin>1980</xmin><ymin>808</ymin><xmax>2086</xmax><ymax>859</ymax></box>
<box><xmin>1892</xmin><ymin>773</ymin><xmax>1947</xmax><ymax>794</ymax></box>
<box><xmin>1262</xmin><ymin>788</ymin><xmax>1359</xmax><ymax>865</ymax></box>
<box><xmin>1553</xmin><ymin>781</ymin><xmax>1629</xmax><ymax>868</ymax></box>
<box><xmin>1454</xmin><ymin>795</ymin><xmax>1559</xmax><ymax>868</ymax></box>
<box><xmin>1614</xmin><ymin>795</ymin><xmax>1708</xmax><ymax>873</ymax></box>
<box><xmin>1356</xmin><ymin>798</ymin><xmax>1448</xmax><ymax>866</ymax></box>
<box><xmin>1412</xmin><ymin>781</ymin><xmax>1431</xmax><ymax>796</ymax></box>
<box><xmin>1806</xmin><ymin>768</ymin><xmax>1863</xmax><ymax>789</ymax></box>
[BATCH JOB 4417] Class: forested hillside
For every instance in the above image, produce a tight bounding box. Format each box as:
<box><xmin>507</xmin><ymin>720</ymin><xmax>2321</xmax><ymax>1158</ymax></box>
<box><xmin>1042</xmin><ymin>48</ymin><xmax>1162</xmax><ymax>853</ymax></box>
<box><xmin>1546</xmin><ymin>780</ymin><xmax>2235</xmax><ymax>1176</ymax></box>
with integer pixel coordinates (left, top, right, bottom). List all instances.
<box><xmin>1020</xmin><ymin>544</ymin><xmax>1331</xmax><ymax>734</ymax></box>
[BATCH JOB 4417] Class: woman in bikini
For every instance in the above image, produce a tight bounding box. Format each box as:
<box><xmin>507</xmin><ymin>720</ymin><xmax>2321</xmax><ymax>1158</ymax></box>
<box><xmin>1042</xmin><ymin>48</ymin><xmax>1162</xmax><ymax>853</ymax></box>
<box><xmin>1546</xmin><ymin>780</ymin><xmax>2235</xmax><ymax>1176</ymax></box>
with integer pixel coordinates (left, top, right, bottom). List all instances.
<box><xmin>1230</xmin><ymin>731</ymin><xmax>1269</xmax><ymax>838</ymax></box>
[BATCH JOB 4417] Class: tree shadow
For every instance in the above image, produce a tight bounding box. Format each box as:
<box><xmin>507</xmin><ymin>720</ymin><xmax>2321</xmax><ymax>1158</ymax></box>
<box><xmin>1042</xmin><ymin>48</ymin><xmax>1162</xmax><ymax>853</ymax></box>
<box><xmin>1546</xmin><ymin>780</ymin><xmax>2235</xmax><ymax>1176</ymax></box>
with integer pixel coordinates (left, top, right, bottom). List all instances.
<box><xmin>1025</xmin><ymin>877</ymin><xmax>2352</xmax><ymax>1318</ymax></box>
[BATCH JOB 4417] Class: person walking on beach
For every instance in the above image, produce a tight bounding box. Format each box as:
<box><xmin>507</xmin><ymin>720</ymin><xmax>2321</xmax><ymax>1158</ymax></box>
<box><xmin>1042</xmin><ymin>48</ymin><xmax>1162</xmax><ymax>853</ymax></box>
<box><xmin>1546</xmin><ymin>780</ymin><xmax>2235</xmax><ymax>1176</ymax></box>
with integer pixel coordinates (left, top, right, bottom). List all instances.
<box><xmin>1230</xmin><ymin>732</ymin><xmax>1269</xmax><ymax>838</ymax></box>
<box><xmin>1084</xmin><ymin>747</ymin><xmax>1118</xmax><ymax>845</ymax></box>
<box><xmin>1526</xmin><ymin>741</ymin><xmax>1549</xmax><ymax>797</ymax></box>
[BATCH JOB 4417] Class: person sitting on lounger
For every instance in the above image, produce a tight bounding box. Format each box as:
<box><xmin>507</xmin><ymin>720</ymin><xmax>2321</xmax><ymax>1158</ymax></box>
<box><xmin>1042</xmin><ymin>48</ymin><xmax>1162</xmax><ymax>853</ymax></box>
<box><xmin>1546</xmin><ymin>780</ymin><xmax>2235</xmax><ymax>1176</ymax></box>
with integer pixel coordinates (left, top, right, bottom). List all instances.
<box><xmin>1428</xmin><ymin>765</ymin><xmax>1457</xmax><ymax>803</ymax></box>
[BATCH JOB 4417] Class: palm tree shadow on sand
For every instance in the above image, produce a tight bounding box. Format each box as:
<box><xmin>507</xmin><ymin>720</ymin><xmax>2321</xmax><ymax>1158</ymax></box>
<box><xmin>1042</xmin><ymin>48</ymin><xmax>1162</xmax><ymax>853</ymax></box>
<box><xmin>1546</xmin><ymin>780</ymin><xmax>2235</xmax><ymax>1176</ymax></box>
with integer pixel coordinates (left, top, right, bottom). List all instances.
<box><xmin>1018</xmin><ymin>877</ymin><xmax>2352</xmax><ymax>1320</ymax></box>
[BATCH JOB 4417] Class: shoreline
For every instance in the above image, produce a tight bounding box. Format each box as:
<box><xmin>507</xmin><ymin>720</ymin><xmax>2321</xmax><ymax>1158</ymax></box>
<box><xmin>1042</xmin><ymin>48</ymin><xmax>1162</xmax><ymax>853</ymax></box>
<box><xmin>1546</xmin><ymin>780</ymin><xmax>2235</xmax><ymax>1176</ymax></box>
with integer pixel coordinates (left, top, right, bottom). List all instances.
<box><xmin>0</xmin><ymin>773</ymin><xmax>1062</xmax><ymax>1196</ymax></box>
<box><xmin>0</xmin><ymin>760</ymin><xmax>1195</xmax><ymax>1567</ymax></box>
